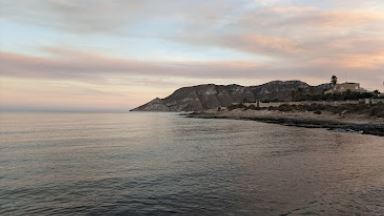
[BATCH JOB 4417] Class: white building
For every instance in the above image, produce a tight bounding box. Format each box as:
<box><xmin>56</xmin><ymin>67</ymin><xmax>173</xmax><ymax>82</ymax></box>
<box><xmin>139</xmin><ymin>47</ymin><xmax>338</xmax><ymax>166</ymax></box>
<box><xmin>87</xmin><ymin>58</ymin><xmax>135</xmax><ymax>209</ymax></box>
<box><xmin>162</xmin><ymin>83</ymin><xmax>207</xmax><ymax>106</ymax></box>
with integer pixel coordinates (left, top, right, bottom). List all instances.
<box><xmin>325</xmin><ymin>82</ymin><xmax>365</xmax><ymax>94</ymax></box>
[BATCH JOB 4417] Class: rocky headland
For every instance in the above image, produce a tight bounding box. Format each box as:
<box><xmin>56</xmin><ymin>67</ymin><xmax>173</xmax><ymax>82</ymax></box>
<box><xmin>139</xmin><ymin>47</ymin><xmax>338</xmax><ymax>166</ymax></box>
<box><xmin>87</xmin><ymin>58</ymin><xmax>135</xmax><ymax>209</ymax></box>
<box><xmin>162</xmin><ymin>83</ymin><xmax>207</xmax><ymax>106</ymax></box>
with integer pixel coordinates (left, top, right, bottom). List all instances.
<box><xmin>131</xmin><ymin>80</ymin><xmax>332</xmax><ymax>112</ymax></box>
<box><xmin>131</xmin><ymin>80</ymin><xmax>384</xmax><ymax>136</ymax></box>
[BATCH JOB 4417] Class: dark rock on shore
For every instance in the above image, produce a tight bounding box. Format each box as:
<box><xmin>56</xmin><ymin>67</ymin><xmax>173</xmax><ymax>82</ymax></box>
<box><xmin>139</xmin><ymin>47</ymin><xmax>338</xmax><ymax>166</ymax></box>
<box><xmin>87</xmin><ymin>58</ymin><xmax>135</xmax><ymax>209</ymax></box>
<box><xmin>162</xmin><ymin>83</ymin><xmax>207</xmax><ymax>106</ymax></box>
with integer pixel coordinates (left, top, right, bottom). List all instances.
<box><xmin>186</xmin><ymin>111</ymin><xmax>384</xmax><ymax>136</ymax></box>
<box><xmin>231</xmin><ymin>103</ymin><xmax>384</xmax><ymax>119</ymax></box>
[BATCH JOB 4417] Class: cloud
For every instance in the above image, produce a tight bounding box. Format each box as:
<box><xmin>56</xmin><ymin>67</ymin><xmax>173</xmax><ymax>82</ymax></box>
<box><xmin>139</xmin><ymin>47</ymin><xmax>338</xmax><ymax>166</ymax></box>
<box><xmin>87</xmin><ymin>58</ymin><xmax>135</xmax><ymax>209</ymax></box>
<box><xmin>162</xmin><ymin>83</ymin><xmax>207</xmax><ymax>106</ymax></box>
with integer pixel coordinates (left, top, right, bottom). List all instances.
<box><xmin>309</xmin><ymin>51</ymin><xmax>384</xmax><ymax>70</ymax></box>
<box><xmin>1</xmin><ymin>47</ymin><xmax>383</xmax><ymax>90</ymax></box>
<box><xmin>0</xmin><ymin>0</ymin><xmax>241</xmax><ymax>34</ymax></box>
<box><xmin>0</xmin><ymin>0</ymin><xmax>144</xmax><ymax>33</ymax></box>
<box><xmin>0</xmin><ymin>49</ymin><xmax>264</xmax><ymax>81</ymax></box>
<box><xmin>2</xmin><ymin>1</ymin><xmax>383</xmax><ymax>59</ymax></box>
<box><xmin>1</xmin><ymin>0</ymin><xmax>384</xmax><ymax>109</ymax></box>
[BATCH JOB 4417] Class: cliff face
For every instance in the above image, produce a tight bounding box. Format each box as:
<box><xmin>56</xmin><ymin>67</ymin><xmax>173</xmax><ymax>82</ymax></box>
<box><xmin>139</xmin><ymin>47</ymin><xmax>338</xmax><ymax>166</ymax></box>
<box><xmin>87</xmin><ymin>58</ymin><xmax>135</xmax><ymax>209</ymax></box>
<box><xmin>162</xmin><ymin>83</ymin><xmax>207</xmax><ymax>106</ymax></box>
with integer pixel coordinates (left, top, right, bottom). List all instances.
<box><xmin>131</xmin><ymin>81</ymin><xmax>333</xmax><ymax>112</ymax></box>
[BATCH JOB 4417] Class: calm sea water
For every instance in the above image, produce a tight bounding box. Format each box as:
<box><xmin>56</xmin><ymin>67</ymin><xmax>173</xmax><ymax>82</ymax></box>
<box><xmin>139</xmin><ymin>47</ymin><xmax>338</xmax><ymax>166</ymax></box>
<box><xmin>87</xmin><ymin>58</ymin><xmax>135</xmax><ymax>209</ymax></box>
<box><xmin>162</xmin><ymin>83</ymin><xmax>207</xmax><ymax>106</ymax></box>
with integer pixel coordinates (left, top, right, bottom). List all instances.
<box><xmin>0</xmin><ymin>112</ymin><xmax>383</xmax><ymax>216</ymax></box>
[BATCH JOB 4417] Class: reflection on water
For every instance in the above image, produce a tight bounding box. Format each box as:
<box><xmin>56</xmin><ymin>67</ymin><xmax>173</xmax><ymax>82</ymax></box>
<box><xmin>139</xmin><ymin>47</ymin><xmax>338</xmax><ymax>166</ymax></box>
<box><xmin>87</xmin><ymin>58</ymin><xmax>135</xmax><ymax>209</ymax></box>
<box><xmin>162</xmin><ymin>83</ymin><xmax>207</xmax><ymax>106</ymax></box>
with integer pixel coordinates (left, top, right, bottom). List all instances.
<box><xmin>0</xmin><ymin>112</ymin><xmax>384</xmax><ymax>215</ymax></box>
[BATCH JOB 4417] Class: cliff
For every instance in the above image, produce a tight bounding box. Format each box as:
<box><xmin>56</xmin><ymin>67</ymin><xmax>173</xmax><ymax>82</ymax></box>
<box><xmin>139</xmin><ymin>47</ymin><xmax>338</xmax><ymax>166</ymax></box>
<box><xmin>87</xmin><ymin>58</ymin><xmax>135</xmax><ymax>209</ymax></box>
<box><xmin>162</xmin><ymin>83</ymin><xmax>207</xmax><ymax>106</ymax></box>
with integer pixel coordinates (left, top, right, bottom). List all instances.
<box><xmin>131</xmin><ymin>80</ymin><xmax>333</xmax><ymax>112</ymax></box>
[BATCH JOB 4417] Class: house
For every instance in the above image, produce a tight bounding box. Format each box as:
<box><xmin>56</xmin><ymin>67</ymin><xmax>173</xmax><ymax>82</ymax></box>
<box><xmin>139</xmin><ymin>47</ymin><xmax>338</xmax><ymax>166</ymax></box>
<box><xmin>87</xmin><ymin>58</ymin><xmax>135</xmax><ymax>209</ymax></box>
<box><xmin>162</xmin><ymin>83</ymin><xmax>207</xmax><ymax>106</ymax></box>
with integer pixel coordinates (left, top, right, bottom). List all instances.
<box><xmin>324</xmin><ymin>82</ymin><xmax>364</xmax><ymax>94</ymax></box>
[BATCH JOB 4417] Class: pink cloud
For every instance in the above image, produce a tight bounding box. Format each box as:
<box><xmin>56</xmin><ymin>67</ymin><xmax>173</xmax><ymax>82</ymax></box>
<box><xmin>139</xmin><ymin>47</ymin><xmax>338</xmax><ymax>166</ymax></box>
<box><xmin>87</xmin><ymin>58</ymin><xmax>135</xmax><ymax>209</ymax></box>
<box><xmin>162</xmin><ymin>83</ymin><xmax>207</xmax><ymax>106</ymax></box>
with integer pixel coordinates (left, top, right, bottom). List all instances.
<box><xmin>1</xmin><ymin>47</ymin><xmax>383</xmax><ymax>90</ymax></box>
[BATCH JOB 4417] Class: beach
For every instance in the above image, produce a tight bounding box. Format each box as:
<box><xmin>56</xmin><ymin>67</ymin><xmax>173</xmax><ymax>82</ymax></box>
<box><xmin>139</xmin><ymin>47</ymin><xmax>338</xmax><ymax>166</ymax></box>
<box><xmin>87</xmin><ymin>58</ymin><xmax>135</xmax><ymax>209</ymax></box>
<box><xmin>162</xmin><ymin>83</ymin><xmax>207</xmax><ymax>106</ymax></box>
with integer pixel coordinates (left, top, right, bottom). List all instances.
<box><xmin>187</xmin><ymin>103</ymin><xmax>384</xmax><ymax>136</ymax></box>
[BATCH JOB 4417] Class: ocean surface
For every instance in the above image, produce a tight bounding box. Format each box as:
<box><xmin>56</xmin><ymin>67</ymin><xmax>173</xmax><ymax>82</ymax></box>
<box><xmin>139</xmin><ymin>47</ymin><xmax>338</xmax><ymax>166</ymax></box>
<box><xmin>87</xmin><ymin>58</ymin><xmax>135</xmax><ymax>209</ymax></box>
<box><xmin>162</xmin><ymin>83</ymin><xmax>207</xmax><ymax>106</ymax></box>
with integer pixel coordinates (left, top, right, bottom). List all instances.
<box><xmin>0</xmin><ymin>112</ymin><xmax>383</xmax><ymax>216</ymax></box>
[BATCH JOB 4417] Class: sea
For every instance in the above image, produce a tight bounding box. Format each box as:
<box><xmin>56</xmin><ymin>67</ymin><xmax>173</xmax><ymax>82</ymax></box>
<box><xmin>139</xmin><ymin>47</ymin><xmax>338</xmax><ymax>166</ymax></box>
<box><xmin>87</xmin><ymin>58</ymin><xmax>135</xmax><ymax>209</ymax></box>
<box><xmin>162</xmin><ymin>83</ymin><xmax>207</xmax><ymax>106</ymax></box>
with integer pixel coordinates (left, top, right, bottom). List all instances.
<box><xmin>0</xmin><ymin>112</ymin><xmax>383</xmax><ymax>216</ymax></box>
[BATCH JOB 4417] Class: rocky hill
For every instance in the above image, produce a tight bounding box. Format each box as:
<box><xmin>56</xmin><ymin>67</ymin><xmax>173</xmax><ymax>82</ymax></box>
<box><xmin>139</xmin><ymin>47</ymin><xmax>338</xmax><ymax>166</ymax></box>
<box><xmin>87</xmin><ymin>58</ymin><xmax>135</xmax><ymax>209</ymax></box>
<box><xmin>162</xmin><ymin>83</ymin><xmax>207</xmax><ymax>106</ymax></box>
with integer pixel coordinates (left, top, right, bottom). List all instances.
<box><xmin>131</xmin><ymin>81</ymin><xmax>333</xmax><ymax>112</ymax></box>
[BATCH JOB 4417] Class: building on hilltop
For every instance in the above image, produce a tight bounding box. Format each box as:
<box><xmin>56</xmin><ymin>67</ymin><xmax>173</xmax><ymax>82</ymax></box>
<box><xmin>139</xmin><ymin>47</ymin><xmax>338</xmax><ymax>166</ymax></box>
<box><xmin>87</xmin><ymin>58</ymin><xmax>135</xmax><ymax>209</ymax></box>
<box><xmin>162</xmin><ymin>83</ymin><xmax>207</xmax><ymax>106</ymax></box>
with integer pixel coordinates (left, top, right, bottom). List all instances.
<box><xmin>324</xmin><ymin>82</ymin><xmax>365</xmax><ymax>94</ymax></box>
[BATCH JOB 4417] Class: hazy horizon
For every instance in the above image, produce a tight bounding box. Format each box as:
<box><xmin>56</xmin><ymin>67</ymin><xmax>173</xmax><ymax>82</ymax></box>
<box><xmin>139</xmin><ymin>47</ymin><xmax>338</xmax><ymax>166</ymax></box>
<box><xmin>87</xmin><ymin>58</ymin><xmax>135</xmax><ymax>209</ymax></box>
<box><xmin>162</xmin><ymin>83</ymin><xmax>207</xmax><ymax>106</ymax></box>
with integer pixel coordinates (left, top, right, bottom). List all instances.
<box><xmin>1</xmin><ymin>0</ymin><xmax>384</xmax><ymax>110</ymax></box>
<box><xmin>0</xmin><ymin>79</ymin><xmax>379</xmax><ymax>112</ymax></box>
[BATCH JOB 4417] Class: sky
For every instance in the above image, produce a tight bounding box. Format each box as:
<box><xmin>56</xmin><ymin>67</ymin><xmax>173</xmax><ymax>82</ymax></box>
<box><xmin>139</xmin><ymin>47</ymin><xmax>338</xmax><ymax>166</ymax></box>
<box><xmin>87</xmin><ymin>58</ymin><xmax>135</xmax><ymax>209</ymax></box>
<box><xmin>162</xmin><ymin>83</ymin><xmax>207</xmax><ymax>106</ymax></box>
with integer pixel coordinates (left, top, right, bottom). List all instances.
<box><xmin>1</xmin><ymin>0</ymin><xmax>384</xmax><ymax>111</ymax></box>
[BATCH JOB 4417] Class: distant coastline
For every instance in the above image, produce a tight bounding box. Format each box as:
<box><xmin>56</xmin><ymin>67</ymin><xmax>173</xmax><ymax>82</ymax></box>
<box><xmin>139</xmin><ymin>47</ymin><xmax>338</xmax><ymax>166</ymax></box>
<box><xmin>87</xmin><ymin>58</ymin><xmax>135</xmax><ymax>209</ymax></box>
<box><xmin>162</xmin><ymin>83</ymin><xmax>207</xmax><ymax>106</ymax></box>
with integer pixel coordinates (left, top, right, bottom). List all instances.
<box><xmin>132</xmin><ymin>78</ymin><xmax>383</xmax><ymax>112</ymax></box>
<box><xmin>132</xmin><ymin>77</ymin><xmax>384</xmax><ymax>135</ymax></box>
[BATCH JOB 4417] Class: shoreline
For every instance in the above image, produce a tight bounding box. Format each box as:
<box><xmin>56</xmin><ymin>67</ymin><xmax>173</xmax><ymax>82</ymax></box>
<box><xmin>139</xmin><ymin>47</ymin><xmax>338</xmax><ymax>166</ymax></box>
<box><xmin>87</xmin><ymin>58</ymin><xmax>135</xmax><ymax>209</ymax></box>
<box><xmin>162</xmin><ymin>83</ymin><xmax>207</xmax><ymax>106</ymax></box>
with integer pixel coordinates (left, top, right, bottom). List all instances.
<box><xmin>186</xmin><ymin>109</ymin><xmax>384</xmax><ymax>136</ymax></box>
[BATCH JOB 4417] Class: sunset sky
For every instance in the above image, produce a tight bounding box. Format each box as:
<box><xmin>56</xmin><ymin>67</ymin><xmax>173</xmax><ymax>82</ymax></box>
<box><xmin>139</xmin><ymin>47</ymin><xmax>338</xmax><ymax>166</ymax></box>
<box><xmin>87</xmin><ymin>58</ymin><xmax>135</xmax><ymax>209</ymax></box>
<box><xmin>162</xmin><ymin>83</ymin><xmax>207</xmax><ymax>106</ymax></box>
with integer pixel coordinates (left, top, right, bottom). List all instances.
<box><xmin>1</xmin><ymin>0</ymin><xmax>384</xmax><ymax>111</ymax></box>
